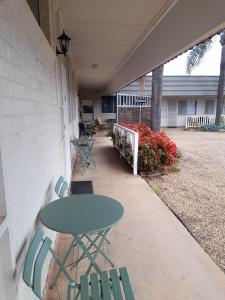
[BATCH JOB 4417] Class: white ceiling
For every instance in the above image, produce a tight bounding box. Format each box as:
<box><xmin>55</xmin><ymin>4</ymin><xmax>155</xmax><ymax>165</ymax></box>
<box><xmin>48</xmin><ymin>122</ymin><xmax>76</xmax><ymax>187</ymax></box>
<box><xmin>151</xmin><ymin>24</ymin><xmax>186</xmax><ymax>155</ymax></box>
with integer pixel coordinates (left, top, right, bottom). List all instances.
<box><xmin>60</xmin><ymin>0</ymin><xmax>175</xmax><ymax>90</ymax></box>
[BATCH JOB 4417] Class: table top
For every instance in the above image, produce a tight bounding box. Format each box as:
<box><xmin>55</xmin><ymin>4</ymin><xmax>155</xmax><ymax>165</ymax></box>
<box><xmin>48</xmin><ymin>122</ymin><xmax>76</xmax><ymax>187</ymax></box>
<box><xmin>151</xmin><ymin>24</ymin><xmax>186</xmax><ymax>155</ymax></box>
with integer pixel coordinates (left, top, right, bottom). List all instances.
<box><xmin>39</xmin><ymin>194</ymin><xmax>124</xmax><ymax>235</ymax></box>
<box><xmin>71</xmin><ymin>138</ymin><xmax>94</xmax><ymax>148</ymax></box>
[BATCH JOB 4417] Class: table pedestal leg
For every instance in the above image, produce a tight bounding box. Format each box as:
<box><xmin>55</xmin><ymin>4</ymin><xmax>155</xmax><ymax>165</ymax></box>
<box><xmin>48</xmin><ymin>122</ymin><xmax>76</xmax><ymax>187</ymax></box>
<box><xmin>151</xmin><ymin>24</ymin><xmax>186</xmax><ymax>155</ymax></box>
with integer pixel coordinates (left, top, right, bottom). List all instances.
<box><xmin>74</xmin><ymin>229</ymin><xmax>114</xmax><ymax>275</ymax></box>
<box><xmin>50</xmin><ymin>237</ymin><xmax>76</xmax><ymax>289</ymax></box>
<box><xmin>85</xmin><ymin>231</ymin><xmax>114</xmax><ymax>267</ymax></box>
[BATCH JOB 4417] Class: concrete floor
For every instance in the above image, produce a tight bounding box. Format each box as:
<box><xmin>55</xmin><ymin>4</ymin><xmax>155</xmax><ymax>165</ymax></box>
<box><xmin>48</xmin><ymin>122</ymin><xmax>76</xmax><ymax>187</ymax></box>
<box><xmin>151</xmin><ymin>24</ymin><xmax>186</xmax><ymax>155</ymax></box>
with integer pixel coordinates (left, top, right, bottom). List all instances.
<box><xmin>46</xmin><ymin>135</ymin><xmax>225</xmax><ymax>300</ymax></box>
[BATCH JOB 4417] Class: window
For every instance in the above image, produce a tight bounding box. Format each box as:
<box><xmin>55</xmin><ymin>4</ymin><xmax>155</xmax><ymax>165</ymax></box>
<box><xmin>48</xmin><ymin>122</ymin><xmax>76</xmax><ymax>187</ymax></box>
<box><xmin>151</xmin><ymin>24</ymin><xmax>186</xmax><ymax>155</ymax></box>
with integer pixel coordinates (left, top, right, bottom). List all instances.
<box><xmin>187</xmin><ymin>101</ymin><xmax>197</xmax><ymax>115</ymax></box>
<box><xmin>26</xmin><ymin>0</ymin><xmax>51</xmax><ymax>43</ymax></box>
<box><xmin>27</xmin><ymin>0</ymin><xmax>40</xmax><ymax>24</ymax></box>
<box><xmin>83</xmin><ymin>105</ymin><xmax>93</xmax><ymax>114</ymax></box>
<box><xmin>101</xmin><ymin>96</ymin><xmax>117</xmax><ymax>113</ymax></box>
<box><xmin>178</xmin><ymin>101</ymin><xmax>187</xmax><ymax>115</ymax></box>
<box><xmin>205</xmin><ymin>100</ymin><xmax>214</xmax><ymax>115</ymax></box>
<box><xmin>178</xmin><ymin>100</ymin><xmax>197</xmax><ymax>115</ymax></box>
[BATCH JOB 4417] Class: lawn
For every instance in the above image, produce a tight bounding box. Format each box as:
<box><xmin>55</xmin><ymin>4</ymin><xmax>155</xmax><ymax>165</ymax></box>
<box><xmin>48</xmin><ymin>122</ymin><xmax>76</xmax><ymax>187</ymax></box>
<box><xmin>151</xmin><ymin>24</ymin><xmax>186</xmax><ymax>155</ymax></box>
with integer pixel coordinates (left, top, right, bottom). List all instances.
<box><xmin>147</xmin><ymin>129</ymin><xmax>225</xmax><ymax>271</ymax></box>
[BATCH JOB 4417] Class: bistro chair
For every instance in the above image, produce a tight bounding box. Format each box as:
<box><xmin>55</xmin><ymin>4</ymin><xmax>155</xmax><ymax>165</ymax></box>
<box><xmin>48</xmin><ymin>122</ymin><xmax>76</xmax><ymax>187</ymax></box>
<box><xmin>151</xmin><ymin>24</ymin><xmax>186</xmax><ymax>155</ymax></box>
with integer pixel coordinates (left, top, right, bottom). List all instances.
<box><xmin>79</xmin><ymin>147</ymin><xmax>96</xmax><ymax>170</ymax></box>
<box><xmin>79</xmin><ymin>122</ymin><xmax>92</xmax><ymax>138</ymax></box>
<box><xmin>23</xmin><ymin>228</ymin><xmax>135</xmax><ymax>300</ymax></box>
<box><xmin>55</xmin><ymin>175</ymin><xmax>64</xmax><ymax>195</ymax></box>
<box><xmin>71</xmin><ymin>140</ymin><xmax>96</xmax><ymax>172</ymax></box>
<box><xmin>59</xmin><ymin>181</ymin><xmax>70</xmax><ymax>198</ymax></box>
<box><xmin>55</xmin><ymin>176</ymin><xmax>71</xmax><ymax>198</ymax></box>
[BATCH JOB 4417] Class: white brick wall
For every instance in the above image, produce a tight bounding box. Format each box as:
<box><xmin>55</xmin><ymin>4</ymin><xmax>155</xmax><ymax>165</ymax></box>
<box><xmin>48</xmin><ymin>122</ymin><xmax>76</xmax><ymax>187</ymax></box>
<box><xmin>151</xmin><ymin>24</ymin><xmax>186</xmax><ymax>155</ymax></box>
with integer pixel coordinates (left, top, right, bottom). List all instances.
<box><xmin>0</xmin><ymin>1</ymin><xmax>79</xmax><ymax>299</ymax></box>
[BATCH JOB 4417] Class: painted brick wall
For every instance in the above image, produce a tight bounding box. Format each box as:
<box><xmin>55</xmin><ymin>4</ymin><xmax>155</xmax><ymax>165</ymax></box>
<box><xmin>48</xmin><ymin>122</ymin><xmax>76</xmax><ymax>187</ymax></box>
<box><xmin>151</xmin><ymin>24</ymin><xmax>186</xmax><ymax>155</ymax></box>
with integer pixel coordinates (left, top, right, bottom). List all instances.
<box><xmin>0</xmin><ymin>1</ymin><xmax>78</xmax><ymax>299</ymax></box>
<box><xmin>118</xmin><ymin>107</ymin><xmax>151</xmax><ymax>126</ymax></box>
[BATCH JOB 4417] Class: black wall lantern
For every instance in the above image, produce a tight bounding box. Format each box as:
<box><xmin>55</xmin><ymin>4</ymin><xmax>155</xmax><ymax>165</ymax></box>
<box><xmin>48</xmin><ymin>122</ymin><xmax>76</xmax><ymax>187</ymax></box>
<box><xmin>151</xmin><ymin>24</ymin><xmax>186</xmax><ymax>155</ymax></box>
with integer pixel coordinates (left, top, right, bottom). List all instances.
<box><xmin>56</xmin><ymin>30</ymin><xmax>71</xmax><ymax>56</ymax></box>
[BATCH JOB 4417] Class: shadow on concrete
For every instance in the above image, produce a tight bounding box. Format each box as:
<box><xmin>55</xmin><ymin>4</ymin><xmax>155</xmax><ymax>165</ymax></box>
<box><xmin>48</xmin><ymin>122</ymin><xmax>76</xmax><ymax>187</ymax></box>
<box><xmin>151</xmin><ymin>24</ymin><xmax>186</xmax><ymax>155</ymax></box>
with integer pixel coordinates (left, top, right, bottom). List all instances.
<box><xmin>96</xmin><ymin>144</ymin><xmax>132</xmax><ymax>175</ymax></box>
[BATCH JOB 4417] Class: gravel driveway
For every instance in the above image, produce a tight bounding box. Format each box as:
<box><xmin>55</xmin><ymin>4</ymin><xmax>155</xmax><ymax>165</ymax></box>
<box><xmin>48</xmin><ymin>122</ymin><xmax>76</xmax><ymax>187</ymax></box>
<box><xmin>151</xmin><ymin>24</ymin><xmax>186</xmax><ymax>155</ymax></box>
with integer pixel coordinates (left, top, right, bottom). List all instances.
<box><xmin>148</xmin><ymin>129</ymin><xmax>225</xmax><ymax>271</ymax></box>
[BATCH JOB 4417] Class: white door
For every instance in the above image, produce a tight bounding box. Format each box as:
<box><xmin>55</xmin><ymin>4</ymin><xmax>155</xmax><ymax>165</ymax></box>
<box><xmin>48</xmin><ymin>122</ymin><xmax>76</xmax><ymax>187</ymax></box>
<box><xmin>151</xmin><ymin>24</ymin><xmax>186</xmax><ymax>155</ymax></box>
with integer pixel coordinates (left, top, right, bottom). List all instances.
<box><xmin>168</xmin><ymin>101</ymin><xmax>177</xmax><ymax>127</ymax></box>
<box><xmin>161</xmin><ymin>100</ymin><xmax>168</xmax><ymax>127</ymax></box>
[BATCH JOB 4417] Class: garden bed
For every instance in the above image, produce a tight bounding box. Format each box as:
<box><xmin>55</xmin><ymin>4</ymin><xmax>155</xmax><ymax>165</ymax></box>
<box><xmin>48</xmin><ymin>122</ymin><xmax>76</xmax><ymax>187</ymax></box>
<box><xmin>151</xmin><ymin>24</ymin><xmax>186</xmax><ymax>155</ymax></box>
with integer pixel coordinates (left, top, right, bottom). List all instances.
<box><xmin>113</xmin><ymin>123</ymin><xmax>178</xmax><ymax>174</ymax></box>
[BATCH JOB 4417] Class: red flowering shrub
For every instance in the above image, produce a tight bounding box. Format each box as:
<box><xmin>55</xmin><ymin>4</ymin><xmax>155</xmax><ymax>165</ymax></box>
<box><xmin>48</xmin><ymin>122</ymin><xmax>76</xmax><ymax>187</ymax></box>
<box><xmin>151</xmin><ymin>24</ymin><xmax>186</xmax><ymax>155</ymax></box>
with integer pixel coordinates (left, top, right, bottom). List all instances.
<box><xmin>122</xmin><ymin>123</ymin><xmax>178</xmax><ymax>173</ymax></box>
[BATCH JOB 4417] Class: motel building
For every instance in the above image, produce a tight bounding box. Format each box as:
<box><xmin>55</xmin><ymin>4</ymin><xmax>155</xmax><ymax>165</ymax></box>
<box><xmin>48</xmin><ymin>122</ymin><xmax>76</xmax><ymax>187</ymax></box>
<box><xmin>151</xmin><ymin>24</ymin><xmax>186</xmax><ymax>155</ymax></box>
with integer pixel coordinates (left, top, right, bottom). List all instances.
<box><xmin>0</xmin><ymin>1</ymin><xmax>225</xmax><ymax>299</ymax></box>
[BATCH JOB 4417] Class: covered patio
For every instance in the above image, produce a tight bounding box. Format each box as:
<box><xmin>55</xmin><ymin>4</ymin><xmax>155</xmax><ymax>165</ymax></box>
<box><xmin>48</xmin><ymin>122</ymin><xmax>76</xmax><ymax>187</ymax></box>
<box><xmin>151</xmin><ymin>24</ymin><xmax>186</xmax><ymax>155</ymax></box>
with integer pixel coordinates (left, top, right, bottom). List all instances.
<box><xmin>1</xmin><ymin>1</ymin><xmax>225</xmax><ymax>299</ymax></box>
<box><xmin>45</xmin><ymin>134</ymin><xmax>225</xmax><ymax>300</ymax></box>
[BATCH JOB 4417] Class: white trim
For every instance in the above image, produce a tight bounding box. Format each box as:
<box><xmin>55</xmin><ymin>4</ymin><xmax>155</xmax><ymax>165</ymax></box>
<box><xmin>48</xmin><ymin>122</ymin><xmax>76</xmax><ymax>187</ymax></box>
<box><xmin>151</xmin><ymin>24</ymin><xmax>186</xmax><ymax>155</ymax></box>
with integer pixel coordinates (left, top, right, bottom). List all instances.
<box><xmin>117</xmin><ymin>105</ymin><xmax>151</xmax><ymax>108</ymax></box>
<box><xmin>113</xmin><ymin>123</ymin><xmax>139</xmax><ymax>176</ymax></box>
<box><xmin>108</xmin><ymin>0</ymin><xmax>178</xmax><ymax>81</ymax></box>
<box><xmin>0</xmin><ymin>217</ymin><xmax>8</xmax><ymax>240</ymax></box>
<box><xmin>185</xmin><ymin>115</ymin><xmax>225</xmax><ymax>128</ymax></box>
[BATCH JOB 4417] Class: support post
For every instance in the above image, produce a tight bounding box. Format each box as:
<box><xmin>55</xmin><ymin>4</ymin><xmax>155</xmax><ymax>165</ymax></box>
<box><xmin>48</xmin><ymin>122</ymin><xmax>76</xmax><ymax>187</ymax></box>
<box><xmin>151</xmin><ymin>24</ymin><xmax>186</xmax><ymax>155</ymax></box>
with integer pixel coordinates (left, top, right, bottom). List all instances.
<box><xmin>133</xmin><ymin>132</ymin><xmax>138</xmax><ymax>176</ymax></box>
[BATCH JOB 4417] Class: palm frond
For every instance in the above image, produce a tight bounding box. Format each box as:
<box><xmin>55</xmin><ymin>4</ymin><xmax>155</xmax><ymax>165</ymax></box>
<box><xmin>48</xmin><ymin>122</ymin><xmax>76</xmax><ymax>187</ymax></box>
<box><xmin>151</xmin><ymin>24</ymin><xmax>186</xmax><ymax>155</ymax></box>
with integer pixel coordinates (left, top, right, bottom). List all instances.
<box><xmin>186</xmin><ymin>39</ymin><xmax>214</xmax><ymax>74</ymax></box>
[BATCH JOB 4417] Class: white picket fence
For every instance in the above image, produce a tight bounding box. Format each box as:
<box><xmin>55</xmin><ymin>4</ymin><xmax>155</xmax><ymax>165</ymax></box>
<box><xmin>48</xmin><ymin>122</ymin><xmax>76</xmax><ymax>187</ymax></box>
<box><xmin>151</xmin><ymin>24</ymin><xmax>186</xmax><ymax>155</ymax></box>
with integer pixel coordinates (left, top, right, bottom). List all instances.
<box><xmin>113</xmin><ymin>123</ymin><xmax>138</xmax><ymax>175</ymax></box>
<box><xmin>117</xmin><ymin>93</ymin><xmax>151</xmax><ymax>107</ymax></box>
<box><xmin>186</xmin><ymin>115</ymin><xmax>225</xmax><ymax>128</ymax></box>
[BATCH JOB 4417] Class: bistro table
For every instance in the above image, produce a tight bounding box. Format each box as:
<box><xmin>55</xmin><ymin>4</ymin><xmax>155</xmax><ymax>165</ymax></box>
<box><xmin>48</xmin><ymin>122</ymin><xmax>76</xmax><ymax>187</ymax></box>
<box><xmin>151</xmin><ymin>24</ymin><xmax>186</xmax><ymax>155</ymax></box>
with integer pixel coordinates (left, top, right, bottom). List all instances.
<box><xmin>71</xmin><ymin>138</ymin><xmax>95</xmax><ymax>151</ymax></box>
<box><xmin>39</xmin><ymin>194</ymin><xmax>124</xmax><ymax>288</ymax></box>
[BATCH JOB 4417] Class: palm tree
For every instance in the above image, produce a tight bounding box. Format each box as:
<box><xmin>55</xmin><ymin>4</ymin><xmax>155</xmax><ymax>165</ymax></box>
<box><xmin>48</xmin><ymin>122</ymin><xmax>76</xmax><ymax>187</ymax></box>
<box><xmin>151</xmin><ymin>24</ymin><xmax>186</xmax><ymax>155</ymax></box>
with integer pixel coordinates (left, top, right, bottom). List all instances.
<box><xmin>151</xmin><ymin>65</ymin><xmax>164</xmax><ymax>132</ymax></box>
<box><xmin>186</xmin><ymin>30</ymin><xmax>225</xmax><ymax>125</ymax></box>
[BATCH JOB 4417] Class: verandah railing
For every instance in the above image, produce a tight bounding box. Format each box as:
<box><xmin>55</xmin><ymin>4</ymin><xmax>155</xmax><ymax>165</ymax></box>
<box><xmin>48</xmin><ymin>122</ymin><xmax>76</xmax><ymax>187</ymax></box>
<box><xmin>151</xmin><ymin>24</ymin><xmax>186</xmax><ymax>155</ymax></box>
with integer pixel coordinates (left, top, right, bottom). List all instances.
<box><xmin>117</xmin><ymin>94</ymin><xmax>151</xmax><ymax>107</ymax></box>
<box><xmin>116</xmin><ymin>93</ymin><xmax>151</xmax><ymax>124</ymax></box>
<box><xmin>113</xmin><ymin>123</ymin><xmax>138</xmax><ymax>175</ymax></box>
<box><xmin>186</xmin><ymin>115</ymin><xmax>225</xmax><ymax>128</ymax></box>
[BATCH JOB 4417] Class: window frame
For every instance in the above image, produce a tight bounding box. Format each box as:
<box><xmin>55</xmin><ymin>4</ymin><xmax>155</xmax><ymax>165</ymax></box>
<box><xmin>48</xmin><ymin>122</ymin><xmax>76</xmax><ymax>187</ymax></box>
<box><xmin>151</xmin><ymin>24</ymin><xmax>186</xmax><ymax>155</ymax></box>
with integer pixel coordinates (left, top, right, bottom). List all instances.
<box><xmin>178</xmin><ymin>100</ymin><xmax>197</xmax><ymax>116</ymax></box>
<box><xmin>26</xmin><ymin>0</ymin><xmax>41</xmax><ymax>24</ymax></box>
<box><xmin>26</xmin><ymin>0</ymin><xmax>51</xmax><ymax>44</ymax></box>
<box><xmin>178</xmin><ymin>101</ymin><xmax>187</xmax><ymax>116</ymax></box>
<box><xmin>101</xmin><ymin>96</ymin><xmax>117</xmax><ymax>113</ymax></box>
<box><xmin>205</xmin><ymin>100</ymin><xmax>214</xmax><ymax>115</ymax></box>
<box><xmin>83</xmin><ymin>105</ymin><xmax>93</xmax><ymax>114</ymax></box>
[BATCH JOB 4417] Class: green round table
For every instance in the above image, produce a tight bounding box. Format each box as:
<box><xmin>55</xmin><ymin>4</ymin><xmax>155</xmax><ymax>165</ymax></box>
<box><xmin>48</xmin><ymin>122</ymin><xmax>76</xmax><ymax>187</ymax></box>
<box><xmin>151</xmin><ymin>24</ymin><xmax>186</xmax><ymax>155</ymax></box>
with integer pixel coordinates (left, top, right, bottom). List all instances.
<box><xmin>40</xmin><ymin>194</ymin><xmax>124</xmax><ymax>283</ymax></box>
<box><xmin>39</xmin><ymin>194</ymin><xmax>124</xmax><ymax>235</ymax></box>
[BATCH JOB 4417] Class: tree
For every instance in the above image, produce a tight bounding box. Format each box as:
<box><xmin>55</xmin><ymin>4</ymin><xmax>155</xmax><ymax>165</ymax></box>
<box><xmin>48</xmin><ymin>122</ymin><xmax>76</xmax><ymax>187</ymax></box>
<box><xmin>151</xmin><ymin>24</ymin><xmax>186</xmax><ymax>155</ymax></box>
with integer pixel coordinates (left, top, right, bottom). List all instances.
<box><xmin>215</xmin><ymin>32</ymin><xmax>225</xmax><ymax>125</ymax></box>
<box><xmin>151</xmin><ymin>65</ymin><xmax>164</xmax><ymax>132</ymax></box>
<box><xmin>186</xmin><ymin>30</ymin><xmax>225</xmax><ymax>125</ymax></box>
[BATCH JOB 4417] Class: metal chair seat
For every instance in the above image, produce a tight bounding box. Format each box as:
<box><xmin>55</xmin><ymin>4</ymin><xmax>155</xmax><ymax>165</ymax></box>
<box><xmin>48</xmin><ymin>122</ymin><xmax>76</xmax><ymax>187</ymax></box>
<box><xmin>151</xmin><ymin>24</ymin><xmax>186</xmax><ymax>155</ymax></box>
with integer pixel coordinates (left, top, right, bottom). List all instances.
<box><xmin>68</xmin><ymin>267</ymin><xmax>135</xmax><ymax>300</ymax></box>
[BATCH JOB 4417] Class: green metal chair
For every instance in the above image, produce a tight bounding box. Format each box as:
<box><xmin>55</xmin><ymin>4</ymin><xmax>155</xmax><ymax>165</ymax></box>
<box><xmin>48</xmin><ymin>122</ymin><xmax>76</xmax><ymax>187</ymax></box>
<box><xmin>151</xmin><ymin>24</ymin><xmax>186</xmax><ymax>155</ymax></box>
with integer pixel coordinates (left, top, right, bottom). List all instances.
<box><xmin>23</xmin><ymin>228</ymin><xmax>135</xmax><ymax>300</ymax></box>
<box><xmin>55</xmin><ymin>176</ymin><xmax>71</xmax><ymax>198</ymax></box>
<box><xmin>68</xmin><ymin>267</ymin><xmax>135</xmax><ymax>300</ymax></box>
<box><xmin>55</xmin><ymin>175</ymin><xmax>64</xmax><ymax>195</ymax></box>
<box><xmin>74</xmin><ymin>145</ymin><xmax>96</xmax><ymax>172</ymax></box>
<box><xmin>71</xmin><ymin>138</ymin><xmax>96</xmax><ymax>172</ymax></box>
<box><xmin>59</xmin><ymin>181</ymin><xmax>70</xmax><ymax>198</ymax></box>
<box><xmin>23</xmin><ymin>228</ymin><xmax>76</xmax><ymax>299</ymax></box>
<box><xmin>79</xmin><ymin>147</ymin><xmax>96</xmax><ymax>170</ymax></box>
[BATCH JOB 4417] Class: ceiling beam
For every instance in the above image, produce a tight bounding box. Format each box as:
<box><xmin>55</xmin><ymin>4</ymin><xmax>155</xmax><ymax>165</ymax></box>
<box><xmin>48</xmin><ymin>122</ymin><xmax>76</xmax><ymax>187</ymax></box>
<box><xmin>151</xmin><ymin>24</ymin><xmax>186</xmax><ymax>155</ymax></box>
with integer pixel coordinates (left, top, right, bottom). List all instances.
<box><xmin>105</xmin><ymin>0</ymin><xmax>225</xmax><ymax>94</ymax></box>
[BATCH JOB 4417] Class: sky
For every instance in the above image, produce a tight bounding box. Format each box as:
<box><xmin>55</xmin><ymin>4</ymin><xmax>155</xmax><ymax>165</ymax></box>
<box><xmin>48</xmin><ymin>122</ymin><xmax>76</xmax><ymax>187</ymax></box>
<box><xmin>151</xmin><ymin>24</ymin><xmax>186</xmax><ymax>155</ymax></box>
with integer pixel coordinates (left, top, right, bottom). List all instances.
<box><xmin>158</xmin><ymin>35</ymin><xmax>221</xmax><ymax>76</ymax></box>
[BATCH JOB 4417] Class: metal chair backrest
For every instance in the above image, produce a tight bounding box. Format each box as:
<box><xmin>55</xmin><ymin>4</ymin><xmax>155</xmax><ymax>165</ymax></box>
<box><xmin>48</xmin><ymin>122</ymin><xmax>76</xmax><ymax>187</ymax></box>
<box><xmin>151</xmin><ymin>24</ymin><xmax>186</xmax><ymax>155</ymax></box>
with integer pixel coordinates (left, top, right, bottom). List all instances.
<box><xmin>23</xmin><ymin>228</ymin><xmax>52</xmax><ymax>299</ymax></box>
<box><xmin>55</xmin><ymin>176</ymin><xmax>64</xmax><ymax>195</ymax></box>
<box><xmin>23</xmin><ymin>228</ymin><xmax>75</xmax><ymax>299</ymax></box>
<box><xmin>59</xmin><ymin>181</ymin><xmax>69</xmax><ymax>198</ymax></box>
<box><xmin>79</xmin><ymin>122</ymin><xmax>86</xmax><ymax>136</ymax></box>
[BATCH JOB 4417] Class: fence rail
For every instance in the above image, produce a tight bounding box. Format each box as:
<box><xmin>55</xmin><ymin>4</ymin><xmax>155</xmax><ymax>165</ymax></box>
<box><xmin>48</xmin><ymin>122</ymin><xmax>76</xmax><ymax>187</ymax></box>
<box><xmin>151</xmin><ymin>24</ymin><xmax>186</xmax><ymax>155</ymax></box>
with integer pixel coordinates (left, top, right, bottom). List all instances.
<box><xmin>186</xmin><ymin>115</ymin><xmax>225</xmax><ymax>128</ymax></box>
<box><xmin>117</xmin><ymin>93</ymin><xmax>151</xmax><ymax>107</ymax></box>
<box><xmin>113</xmin><ymin>123</ymin><xmax>138</xmax><ymax>175</ymax></box>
